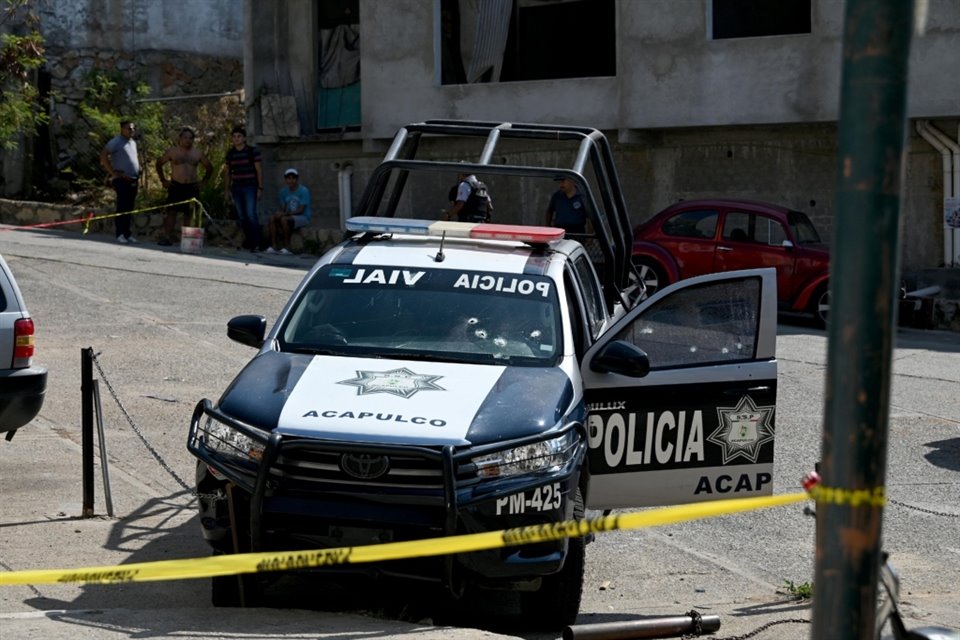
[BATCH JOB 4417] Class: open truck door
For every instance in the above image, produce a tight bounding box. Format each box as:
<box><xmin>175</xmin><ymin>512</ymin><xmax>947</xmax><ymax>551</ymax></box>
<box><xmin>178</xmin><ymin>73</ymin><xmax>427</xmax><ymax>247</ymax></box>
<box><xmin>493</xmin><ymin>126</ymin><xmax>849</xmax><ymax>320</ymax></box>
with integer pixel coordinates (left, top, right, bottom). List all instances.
<box><xmin>582</xmin><ymin>268</ymin><xmax>779</xmax><ymax>510</ymax></box>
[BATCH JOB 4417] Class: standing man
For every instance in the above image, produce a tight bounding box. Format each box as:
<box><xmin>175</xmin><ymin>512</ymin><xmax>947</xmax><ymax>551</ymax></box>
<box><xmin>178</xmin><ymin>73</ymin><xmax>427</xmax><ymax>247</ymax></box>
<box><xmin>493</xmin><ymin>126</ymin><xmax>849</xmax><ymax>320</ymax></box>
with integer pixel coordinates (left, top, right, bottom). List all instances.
<box><xmin>155</xmin><ymin>128</ymin><xmax>213</xmax><ymax>246</ymax></box>
<box><xmin>545</xmin><ymin>176</ymin><xmax>590</xmax><ymax>234</ymax></box>
<box><xmin>99</xmin><ymin>120</ymin><xmax>140</xmax><ymax>244</ymax></box>
<box><xmin>224</xmin><ymin>125</ymin><xmax>264</xmax><ymax>252</ymax></box>
<box><xmin>445</xmin><ymin>170</ymin><xmax>492</xmax><ymax>222</ymax></box>
<box><xmin>266</xmin><ymin>168</ymin><xmax>312</xmax><ymax>255</ymax></box>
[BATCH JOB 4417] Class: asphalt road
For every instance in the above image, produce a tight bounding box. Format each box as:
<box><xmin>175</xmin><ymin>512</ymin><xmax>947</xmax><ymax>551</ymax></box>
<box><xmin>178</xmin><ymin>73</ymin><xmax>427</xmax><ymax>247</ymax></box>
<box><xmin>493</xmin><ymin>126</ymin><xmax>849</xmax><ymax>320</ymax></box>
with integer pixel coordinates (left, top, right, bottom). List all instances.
<box><xmin>1</xmin><ymin>225</ymin><xmax>958</xmax><ymax>640</ymax></box>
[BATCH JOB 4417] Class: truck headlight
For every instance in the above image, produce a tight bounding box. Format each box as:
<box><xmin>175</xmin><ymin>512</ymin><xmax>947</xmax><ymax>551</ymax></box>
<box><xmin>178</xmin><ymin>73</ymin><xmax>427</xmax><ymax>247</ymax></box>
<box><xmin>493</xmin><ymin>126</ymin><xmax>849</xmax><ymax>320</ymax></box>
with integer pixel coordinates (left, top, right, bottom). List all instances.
<box><xmin>201</xmin><ymin>414</ymin><xmax>267</xmax><ymax>464</ymax></box>
<box><xmin>472</xmin><ymin>430</ymin><xmax>578</xmax><ymax>479</ymax></box>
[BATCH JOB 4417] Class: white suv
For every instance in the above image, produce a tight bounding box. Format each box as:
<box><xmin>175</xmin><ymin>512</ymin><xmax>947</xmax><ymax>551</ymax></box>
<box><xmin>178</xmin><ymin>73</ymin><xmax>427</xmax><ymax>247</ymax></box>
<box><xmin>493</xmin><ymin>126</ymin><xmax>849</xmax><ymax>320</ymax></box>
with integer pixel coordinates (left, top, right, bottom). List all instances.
<box><xmin>0</xmin><ymin>254</ymin><xmax>47</xmax><ymax>440</ymax></box>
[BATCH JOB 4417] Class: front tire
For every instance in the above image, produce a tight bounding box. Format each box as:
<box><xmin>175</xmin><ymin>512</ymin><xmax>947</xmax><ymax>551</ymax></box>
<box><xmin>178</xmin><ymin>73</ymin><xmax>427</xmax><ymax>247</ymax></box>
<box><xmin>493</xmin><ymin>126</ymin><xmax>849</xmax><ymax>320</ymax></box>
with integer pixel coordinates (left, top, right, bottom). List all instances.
<box><xmin>519</xmin><ymin>489</ymin><xmax>585</xmax><ymax>629</ymax></box>
<box><xmin>209</xmin><ymin>485</ymin><xmax>264</xmax><ymax>607</ymax></box>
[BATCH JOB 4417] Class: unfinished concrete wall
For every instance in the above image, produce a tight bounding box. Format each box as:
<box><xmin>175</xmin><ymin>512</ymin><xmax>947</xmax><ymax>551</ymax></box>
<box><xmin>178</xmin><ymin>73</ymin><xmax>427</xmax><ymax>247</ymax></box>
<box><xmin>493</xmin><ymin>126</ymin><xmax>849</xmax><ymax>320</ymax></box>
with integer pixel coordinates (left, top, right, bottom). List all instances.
<box><xmin>249</xmin><ymin>0</ymin><xmax>960</xmax><ymax>271</ymax></box>
<box><xmin>38</xmin><ymin>0</ymin><xmax>242</xmax><ymax>57</ymax></box>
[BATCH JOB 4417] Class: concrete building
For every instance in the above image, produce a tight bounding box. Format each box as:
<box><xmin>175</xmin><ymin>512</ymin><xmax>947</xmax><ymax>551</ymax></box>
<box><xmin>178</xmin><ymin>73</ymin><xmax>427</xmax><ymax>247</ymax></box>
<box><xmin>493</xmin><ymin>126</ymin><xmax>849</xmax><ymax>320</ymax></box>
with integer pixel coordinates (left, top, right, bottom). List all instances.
<box><xmin>243</xmin><ymin>0</ymin><xmax>959</xmax><ymax>283</ymax></box>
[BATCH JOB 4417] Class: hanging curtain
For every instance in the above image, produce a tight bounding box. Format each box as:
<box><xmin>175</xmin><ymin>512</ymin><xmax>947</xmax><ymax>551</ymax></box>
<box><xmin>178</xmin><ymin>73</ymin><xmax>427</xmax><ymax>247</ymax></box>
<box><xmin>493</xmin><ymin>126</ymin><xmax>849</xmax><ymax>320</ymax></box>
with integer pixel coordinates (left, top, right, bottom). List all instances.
<box><xmin>459</xmin><ymin>0</ymin><xmax>512</xmax><ymax>83</ymax></box>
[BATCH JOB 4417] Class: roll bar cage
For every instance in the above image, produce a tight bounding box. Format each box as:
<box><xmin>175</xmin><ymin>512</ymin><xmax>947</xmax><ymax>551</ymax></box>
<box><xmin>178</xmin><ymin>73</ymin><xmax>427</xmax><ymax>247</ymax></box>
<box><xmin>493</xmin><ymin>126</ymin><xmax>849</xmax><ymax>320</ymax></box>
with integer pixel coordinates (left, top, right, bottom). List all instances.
<box><xmin>353</xmin><ymin>120</ymin><xmax>637</xmax><ymax>308</ymax></box>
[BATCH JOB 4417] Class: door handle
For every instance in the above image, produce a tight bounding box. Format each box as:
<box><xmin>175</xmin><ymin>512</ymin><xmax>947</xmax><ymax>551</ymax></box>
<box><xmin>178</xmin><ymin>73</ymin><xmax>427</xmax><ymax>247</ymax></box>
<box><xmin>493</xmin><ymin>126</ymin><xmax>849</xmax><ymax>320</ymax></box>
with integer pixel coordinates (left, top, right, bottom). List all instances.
<box><xmin>717</xmin><ymin>246</ymin><xmax>733</xmax><ymax>251</ymax></box>
<box><xmin>723</xmin><ymin>386</ymin><xmax>770</xmax><ymax>395</ymax></box>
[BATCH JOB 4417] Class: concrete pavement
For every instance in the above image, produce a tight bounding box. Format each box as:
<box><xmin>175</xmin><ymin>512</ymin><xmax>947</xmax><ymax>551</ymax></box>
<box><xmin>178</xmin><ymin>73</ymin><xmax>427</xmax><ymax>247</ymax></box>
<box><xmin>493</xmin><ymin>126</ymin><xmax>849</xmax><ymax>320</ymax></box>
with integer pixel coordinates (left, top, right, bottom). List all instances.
<box><xmin>0</xmin><ymin>231</ymin><xmax>523</xmax><ymax>640</ymax></box>
<box><xmin>0</xmin><ymin>415</ymin><xmax>524</xmax><ymax>640</ymax></box>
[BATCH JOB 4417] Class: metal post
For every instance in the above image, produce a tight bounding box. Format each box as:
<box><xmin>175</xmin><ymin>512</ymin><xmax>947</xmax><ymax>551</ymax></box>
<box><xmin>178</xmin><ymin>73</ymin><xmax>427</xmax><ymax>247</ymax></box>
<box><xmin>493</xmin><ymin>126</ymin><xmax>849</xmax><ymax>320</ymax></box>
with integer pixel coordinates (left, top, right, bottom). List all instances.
<box><xmin>813</xmin><ymin>1</ymin><xmax>914</xmax><ymax>639</ymax></box>
<box><xmin>562</xmin><ymin>614</ymin><xmax>721</xmax><ymax>640</ymax></box>
<box><xmin>92</xmin><ymin>380</ymin><xmax>114</xmax><ymax>517</ymax></box>
<box><xmin>81</xmin><ymin>347</ymin><xmax>95</xmax><ymax>517</ymax></box>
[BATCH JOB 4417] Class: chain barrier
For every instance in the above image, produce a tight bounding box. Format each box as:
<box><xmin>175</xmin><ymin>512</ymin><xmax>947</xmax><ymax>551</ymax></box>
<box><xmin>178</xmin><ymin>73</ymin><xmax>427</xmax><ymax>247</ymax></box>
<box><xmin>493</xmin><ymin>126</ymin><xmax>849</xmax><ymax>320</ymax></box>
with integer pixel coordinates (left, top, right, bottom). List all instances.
<box><xmin>90</xmin><ymin>351</ymin><xmax>225</xmax><ymax>503</ymax></box>
<box><xmin>683</xmin><ymin>617</ymin><xmax>810</xmax><ymax>640</ymax></box>
<box><xmin>888</xmin><ymin>498</ymin><xmax>960</xmax><ymax>518</ymax></box>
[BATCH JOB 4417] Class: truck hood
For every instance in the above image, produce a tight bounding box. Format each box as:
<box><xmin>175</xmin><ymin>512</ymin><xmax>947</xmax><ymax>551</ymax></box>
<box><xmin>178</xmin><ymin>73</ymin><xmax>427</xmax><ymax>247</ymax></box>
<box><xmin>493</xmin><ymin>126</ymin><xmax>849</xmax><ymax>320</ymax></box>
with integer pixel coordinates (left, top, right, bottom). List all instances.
<box><xmin>217</xmin><ymin>351</ymin><xmax>575</xmax><ymax>446</ymax></box>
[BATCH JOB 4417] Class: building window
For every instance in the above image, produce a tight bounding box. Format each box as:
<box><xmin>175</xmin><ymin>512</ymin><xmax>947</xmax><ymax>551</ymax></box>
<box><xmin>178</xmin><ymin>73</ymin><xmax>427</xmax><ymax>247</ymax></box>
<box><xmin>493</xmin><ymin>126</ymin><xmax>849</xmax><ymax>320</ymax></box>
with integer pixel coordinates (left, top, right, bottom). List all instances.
<box><xmin>318</xmin><ymin>0</ymin><xmax>361</xmax><ymax>131</ymax></box>
<box><xmin>711</xmin><ymin>0</ymin><xmax>811</xmax><ymax>40</ymax></box>
<box><xmin>441</xmin><ymin>0</ymin><xmax>615</xmax><ymax>85</ymax></box>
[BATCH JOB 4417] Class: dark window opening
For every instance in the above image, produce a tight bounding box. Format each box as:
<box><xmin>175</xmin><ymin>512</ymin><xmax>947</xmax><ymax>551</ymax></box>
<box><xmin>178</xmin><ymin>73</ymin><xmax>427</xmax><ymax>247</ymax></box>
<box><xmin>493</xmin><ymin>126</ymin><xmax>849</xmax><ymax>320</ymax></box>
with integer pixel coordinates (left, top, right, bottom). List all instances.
<box><xmin>441</xmin><ymin>0</ymin><xmax>615</xmax><ymax>85</ymax></box>
<box><xmin>712</xmin><ymin>0</ymin><xmax>811</xmax><ymax>39</ymax></box>
<box><xmin>317</xmin><ymin>0</ymin><xmax>361</xmax><ymax>131</ymax></box>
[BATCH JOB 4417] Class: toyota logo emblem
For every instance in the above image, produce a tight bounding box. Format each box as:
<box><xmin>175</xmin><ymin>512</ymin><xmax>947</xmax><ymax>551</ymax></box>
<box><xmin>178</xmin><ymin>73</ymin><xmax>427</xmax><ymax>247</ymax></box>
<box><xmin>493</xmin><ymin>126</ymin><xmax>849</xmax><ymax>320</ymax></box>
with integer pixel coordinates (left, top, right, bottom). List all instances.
<box><xmin>340</xmin><ymin>453</ymin><xmax>390</xmax><ymax>480</ymax></box>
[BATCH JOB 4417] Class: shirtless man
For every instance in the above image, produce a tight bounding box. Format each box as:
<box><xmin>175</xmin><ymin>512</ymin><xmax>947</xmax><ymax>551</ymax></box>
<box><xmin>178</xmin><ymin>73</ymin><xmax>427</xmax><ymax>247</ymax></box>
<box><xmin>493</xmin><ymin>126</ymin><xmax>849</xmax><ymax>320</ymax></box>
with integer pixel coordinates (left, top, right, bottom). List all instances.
<box><xmin>155</xmin><ymin>128</ymin><xmax>213</xmax><ymax>246</ymax></box>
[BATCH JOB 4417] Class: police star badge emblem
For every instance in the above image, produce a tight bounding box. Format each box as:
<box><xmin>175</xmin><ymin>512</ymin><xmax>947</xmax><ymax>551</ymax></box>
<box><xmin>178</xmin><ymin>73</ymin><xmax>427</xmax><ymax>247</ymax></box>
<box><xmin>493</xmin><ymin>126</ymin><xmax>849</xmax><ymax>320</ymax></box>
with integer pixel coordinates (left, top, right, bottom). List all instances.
<box><xmin>338</xmin><ymin>367</ymin><xmax>445</xmax><ymax>398</ymax></box>
<box><xmin>707</xmin><ymin>395</ymin><xmax>775</xmax><ymax>464</ymax></box>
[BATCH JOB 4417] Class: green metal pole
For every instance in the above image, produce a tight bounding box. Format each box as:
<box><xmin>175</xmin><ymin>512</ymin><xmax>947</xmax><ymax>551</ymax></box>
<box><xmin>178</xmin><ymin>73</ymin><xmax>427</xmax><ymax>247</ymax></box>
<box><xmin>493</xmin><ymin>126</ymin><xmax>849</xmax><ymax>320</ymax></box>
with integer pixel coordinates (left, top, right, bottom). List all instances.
<box><xmin>813</xmin><ymin>1</ymin><xmax>914</xmax><ymax>638</ymax></box>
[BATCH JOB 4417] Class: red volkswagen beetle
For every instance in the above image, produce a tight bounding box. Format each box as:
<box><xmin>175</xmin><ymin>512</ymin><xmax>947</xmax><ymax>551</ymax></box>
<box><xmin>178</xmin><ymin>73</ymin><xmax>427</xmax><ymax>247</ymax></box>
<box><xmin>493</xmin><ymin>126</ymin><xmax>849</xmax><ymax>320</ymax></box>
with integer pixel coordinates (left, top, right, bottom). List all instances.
<box><xmin>631</xmin><ymin>199</ymin><xmax>831</xmax><ymax>325</ymax></box>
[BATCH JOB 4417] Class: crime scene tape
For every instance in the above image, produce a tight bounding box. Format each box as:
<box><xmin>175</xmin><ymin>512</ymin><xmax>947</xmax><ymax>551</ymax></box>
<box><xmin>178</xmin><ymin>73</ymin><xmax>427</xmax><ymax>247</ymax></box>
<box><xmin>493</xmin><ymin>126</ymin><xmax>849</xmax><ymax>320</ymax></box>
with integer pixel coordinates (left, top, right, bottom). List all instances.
<box><xmin>1</xmin><ymin>198</ymin><xmax>208</xmax><ymax>234</ymax></box>
<box><xmin>0</xmin><ymin>492</ymin><xmax>808</xmax><ymax>587</ymax></box>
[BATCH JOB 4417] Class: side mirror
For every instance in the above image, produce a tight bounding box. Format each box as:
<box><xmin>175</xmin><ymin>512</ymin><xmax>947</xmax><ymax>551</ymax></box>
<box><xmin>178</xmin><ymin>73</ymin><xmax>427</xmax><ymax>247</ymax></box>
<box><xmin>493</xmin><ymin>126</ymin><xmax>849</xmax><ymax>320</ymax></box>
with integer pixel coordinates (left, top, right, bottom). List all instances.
<box><xmin>781</xmin><ymin>239</ymin><xmax>795</xmax><ymax>249</ymax></box>
<box><xmin>227</xmin><ymin>315</ymin><xmax>267</xmax><ymax>348</ymax></box>
<box><xmin>590</xmin><ymin>340</ymin><xmax>650</xmax><ymax>377</ymax></box>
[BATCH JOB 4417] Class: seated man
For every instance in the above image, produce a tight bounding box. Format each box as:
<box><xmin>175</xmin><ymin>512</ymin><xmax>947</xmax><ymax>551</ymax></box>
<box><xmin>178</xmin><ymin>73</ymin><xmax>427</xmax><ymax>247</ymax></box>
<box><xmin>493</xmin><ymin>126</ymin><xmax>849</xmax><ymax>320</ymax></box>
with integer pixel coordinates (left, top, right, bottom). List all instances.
<box><xmin>266</xmin><ymin>168</ymin><xmax>312</xmax><ymax>255</ymax></box>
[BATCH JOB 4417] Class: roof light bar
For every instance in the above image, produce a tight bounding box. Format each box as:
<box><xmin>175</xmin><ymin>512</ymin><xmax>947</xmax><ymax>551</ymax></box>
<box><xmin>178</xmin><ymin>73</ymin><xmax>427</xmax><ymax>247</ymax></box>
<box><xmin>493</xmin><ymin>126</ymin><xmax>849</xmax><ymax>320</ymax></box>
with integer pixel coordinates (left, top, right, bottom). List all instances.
<box><xmin>345</xmin><ymin>217</ymin><xmax>565</xmax><ymax>243</ymax></box>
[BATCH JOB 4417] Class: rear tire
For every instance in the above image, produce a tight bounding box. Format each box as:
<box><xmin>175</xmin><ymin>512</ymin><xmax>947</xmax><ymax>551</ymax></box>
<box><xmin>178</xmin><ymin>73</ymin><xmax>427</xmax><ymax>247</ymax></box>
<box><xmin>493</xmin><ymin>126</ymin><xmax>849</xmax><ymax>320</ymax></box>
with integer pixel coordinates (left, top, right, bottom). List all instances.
<box><xmin>520</xmin><ymin>489</ymin><xmax>585</xmax><ymax>630</ymax></box>
<box><xmin>812</xmin><ymin>285</ymin><xmax>829</xmax><ymax>328</ymax></box>
<box><xmin>632</xmin><ymin>257</ymin><xmax>668</xmax><ymax>298</ymax></box>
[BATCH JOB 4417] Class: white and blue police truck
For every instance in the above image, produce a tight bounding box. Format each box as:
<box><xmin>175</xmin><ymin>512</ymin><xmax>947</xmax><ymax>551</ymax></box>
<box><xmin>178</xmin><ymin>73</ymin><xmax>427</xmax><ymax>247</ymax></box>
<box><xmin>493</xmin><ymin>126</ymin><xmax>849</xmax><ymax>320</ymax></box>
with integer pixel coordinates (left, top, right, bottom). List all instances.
<box><xmin>187</xmin><ymin>121</ymin><xmax>779</xmax><ymax>629</ymax></box>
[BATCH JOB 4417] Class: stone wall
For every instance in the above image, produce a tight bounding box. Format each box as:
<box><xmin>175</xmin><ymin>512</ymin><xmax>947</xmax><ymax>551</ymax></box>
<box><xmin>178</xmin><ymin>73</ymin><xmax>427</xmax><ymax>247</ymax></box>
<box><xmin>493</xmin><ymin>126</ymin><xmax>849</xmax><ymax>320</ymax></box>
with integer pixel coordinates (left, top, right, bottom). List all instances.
<box><xmin>47</xmin><ymin>47</ymin><xmax>242</xmax><ymax>105</ymax></box>
<box><xmin>1</xmin><ymin>47</ymin><xmax>243</xmax><ymax>197</ymax></box>
<box><xmin>46</xmin><ymin>46</ymin><xmax>243</xmax><ymax>157</ymax></box>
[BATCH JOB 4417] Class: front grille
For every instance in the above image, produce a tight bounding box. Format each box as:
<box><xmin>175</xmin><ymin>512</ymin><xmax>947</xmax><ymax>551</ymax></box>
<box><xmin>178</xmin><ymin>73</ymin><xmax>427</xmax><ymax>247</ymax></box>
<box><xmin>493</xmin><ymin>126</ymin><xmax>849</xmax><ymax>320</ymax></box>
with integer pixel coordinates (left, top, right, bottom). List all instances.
<box><xmin>274</xmin><ymin>448</ymin><xmax>445</xmax><ymax>490</ymax></box>
<box><xmin>268</xmin><ymin>440</ymin><xmax>479</xmax><ymax>499</ymax></box>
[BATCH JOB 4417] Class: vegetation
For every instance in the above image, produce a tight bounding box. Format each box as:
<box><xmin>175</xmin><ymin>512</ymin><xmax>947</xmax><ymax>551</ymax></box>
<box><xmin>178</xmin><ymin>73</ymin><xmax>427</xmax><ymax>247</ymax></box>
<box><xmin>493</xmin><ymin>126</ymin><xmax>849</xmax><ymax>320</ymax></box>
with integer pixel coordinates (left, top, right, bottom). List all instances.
<box><xmin>782</xmin><ymin>579</ymin><xmax>813</xmax><ymax>600</ymax></box>
<box><xmin>66</xmin><ymin>69</ymin><xmax>245</xmax><ymax>221</ymax></box>
<box><xmin>0</xmin><ymin>0</ymin><xmax>46</xmax><ymax>149</ymax></box>
<box><xmin>77</xmin><ymin>70</ymin><xmax>167</xmax><ymax>180</ymax></box>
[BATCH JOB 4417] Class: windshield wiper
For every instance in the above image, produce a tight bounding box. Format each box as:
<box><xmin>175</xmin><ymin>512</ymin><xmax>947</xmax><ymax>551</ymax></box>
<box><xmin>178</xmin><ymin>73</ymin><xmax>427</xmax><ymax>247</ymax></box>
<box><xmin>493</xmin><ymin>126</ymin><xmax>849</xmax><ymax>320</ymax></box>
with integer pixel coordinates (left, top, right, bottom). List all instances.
<box><xmin>388</xmin><ymin>351</ymin><xmax>473</xmax><ymax>364</ymax></box>
<box><xmin>288</xmin><ymin>346</ymin><xmax>350</xmax><ymax>357</ymax></box>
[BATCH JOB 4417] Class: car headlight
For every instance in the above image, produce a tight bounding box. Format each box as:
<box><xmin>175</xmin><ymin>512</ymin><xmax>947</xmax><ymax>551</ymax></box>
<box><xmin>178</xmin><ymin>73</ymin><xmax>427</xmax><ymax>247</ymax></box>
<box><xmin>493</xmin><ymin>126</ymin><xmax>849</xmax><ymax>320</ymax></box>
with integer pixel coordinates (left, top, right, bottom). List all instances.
<box><xmin>201</xmin><ymin>414</ymin><xmax>267</xmax><ymax>463</ymax></box>
<box><xmin>472</xmin><ymin>430</ymin><xmax>579</xmax><ymax>479</ymax></box>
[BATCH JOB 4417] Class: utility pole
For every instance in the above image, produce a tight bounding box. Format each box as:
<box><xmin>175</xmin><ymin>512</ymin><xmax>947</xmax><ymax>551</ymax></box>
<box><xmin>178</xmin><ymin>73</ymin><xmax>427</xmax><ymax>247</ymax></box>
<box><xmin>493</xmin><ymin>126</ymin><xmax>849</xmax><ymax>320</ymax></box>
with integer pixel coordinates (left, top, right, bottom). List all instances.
<box><xmin>813</xmin><ymin>1</ymin><xmax>915</xmax><ymax>638</ymax></box>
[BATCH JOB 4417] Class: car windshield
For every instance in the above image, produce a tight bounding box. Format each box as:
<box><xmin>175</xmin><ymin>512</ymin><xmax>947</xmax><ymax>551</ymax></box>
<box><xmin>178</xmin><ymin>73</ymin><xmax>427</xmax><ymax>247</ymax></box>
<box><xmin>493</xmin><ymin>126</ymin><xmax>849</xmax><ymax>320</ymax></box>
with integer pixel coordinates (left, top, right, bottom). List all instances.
<box><xmin>788</xmin><ymin>211</ymin><xmax>822</xmax><ymax>244</ymax></box>
<box><xmin>278</xmin><ymin>265</ymin><xmax>563</xmax><ymax>366</ymax></box>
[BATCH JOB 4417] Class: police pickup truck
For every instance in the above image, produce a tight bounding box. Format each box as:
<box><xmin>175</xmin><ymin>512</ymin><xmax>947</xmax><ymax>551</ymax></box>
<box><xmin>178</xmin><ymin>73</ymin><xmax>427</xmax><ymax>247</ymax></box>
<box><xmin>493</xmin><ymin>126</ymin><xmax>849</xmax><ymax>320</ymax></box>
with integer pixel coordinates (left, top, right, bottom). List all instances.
<box><xmin>187</xmin><ymin>121</ymin><xmax>778</xmax><ymax>628</ymax></box>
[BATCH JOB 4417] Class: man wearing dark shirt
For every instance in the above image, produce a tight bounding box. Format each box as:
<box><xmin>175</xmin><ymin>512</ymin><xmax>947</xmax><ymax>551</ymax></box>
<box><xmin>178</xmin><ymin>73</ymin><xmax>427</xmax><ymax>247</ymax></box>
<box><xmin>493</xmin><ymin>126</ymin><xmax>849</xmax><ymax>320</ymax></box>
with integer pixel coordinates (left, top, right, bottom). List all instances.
<box><xmin>545</xmin><ymin>177</ymin><xmax>590</xmax><ymax>234</ymax></box>
<box><xmin>224</xmin><ymin>126</ymin><xmax>264</xmax><ymax>251</ymax></box>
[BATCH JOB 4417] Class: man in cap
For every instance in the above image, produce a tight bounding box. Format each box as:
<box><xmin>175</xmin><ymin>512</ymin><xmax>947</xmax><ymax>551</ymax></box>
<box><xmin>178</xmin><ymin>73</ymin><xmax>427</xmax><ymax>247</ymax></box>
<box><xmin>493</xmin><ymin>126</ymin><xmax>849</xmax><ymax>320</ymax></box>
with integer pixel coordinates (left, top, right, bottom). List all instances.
<box><xmin>545</xmin><ymin>175</ymin><xmax>590</xmax><ymax>234</ymax></box>
<box><xmin>265</xmin><ymin>168</ymin><xmax>312</xmax><ymax>255</ymax></box>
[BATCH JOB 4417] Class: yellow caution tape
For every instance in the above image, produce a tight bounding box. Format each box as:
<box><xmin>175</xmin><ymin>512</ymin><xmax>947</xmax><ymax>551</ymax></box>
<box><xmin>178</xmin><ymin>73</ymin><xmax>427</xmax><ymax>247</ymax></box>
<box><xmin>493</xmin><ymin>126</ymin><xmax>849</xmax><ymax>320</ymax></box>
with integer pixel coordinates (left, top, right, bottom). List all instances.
<box><xmin>3</xmin><ymin>198</ymin><xmax>207</xmax><ymax>234</ymax></box>
<box><xmin>0</xmin><ymin>492</ymin><xmax>808</xmax><ymax>587</ymax></box>
<box><xmin>807</xmin><ymin>484</ymin><xmax>885</xmax><ymax>507</ymax></box>
<box><xmin>79</xmin><ymin>198</ymin><xmax>207</xmax><ymax>233</ymax></box>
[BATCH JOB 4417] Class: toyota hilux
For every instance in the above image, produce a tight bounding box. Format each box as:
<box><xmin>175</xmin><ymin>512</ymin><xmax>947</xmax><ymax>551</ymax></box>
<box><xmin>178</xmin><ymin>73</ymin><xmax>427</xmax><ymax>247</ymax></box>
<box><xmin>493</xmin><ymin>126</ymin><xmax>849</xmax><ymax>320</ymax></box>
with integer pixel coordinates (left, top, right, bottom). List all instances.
<box><xmin>187</xmin><ymin>121</ymin><xmax>779</xmax><ymax>628</ymax></box>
